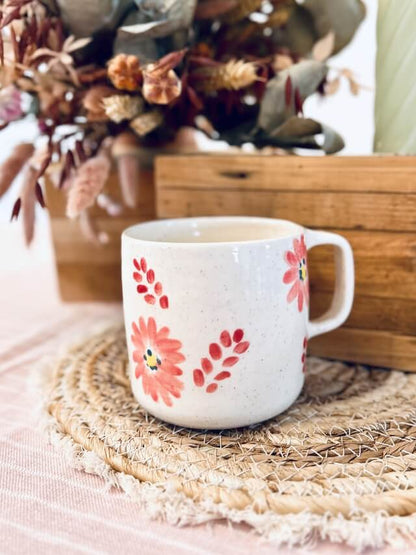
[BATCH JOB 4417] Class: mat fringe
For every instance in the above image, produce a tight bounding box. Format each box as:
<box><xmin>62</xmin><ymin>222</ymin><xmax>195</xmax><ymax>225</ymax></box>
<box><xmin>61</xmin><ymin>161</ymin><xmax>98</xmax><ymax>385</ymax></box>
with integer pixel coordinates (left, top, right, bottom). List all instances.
<box><xmin>35</xmin><ymin>337</ymin><xmax>416</xmax><ymax>553</ymax></box>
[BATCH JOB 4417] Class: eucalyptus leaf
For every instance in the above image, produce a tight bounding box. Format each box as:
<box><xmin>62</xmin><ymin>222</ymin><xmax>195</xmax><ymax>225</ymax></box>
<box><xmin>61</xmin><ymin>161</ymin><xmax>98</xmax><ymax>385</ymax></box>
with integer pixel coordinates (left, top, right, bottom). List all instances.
<box><xmin>56</xmin><ymin>0</ymin><xmax>132</xmax><ymax>37</ymax></box>
<box><xmin>257</xmin><ymin>60</ymin><xmax>327</xmax><ymax>133</ymax></box>
<box><xmin>270</xmin><ymin>116</ymin><xmax>322</xmax><ymax>138</ymax></box>
<box><xmin>303</xmin><ymin>0</ymin><xmax>366</xmax><ymax>54</ymax></box>
<box><xmin>119</xmin><ymin>0</ymin><xmax>196</xmax><ymax>39</ymax></box>
<box><xmin>320</xmin><ymin>123</ymin><xmax>345</xmax><ymax>154</ymax></box>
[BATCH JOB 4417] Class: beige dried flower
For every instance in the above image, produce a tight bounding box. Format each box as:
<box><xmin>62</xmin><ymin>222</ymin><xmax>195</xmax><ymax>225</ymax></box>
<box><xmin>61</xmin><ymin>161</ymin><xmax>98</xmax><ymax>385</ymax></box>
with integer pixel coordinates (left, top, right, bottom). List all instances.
<box><xmin>66</xmin><ymin>154</ymin><xmax>111</xmax><ymax>218</ymax></box>
<box><xmin>193</xmin><ymin>59</ymin><xmax>259</xmax><ymax>93</ymax></box>
<box><xmin>83</xmin><ymin>85</ymin><xmax>116</xmax><ymax>121</ymax></box>
<box><xmin>142</xmin><ymin>67</ymin><xmax>182</xmax><ymax>105</ymax></box>
<box><xmin>102</xmin><ymin>95</ymin><xmax>143</xmax><ymax>123</ymax></box>
<box><xmin>108</xmin><ymin>54</ymin><xmax>142</xmax><ymax>91</ymax></box>
<box><xmin>130</xmin><ymin>111</ymin><xmax>163</xmax><ymax>136</ymax></box>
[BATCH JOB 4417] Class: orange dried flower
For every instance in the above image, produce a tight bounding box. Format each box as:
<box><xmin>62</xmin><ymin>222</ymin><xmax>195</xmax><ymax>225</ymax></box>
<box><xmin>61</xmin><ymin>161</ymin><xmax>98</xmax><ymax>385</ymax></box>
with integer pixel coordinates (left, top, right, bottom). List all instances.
<box><xmin>108</xmin><ymin>54</ymin><xmax>142</xmax><ymax>92</ymax></box>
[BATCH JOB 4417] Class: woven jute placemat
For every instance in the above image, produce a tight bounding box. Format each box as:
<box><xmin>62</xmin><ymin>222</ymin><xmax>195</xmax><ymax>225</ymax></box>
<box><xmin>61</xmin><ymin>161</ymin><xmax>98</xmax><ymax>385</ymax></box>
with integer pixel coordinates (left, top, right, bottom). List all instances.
<box><xmin>41</xmin><ymin>326</ymin><xmax>416</xmax><ymax>550</ymax></box>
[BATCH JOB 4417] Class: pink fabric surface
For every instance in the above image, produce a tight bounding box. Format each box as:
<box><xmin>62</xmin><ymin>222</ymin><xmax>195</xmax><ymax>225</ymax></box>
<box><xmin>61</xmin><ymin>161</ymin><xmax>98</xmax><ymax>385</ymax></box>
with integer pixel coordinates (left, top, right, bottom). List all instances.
<box><xmin>0</xmin><ymin>229</ymin><xmax>413</xmax><ymax>554</ymax></box>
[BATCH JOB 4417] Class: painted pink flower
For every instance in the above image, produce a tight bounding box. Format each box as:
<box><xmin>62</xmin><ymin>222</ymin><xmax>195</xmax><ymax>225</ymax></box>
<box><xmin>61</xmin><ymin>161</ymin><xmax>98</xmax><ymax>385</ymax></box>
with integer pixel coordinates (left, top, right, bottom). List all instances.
<box><xmin>283</xmin><ymin>235</ymin><xmax>309</xmax><ymax>312</ymax></box>
<box><xmin>131</xmin><ymin>317</ymin><xmax>184</xmax><ymax>406</ymax></box>
<box><xmin>193</xmin><ymin>328</ymin><xmax>250</xmax><ymax>394</ymax></box>
<box><xmin>133</xmin><ymin>257</ymin><xmax>169</xmax><ymax>309</ymax></box>
<box><xmin>0</xmin><ymin>86</ymin><xmax>23</xmax><ymax>123</ymax></box>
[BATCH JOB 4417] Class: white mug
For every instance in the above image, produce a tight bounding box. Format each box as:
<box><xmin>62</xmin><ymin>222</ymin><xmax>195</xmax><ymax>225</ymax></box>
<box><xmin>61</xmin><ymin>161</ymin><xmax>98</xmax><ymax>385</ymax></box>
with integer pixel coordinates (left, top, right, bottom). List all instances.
<box><xmin>122</xmin><ymin>216</ymin><xmax>354</xmax><ymax>429</ymax></box>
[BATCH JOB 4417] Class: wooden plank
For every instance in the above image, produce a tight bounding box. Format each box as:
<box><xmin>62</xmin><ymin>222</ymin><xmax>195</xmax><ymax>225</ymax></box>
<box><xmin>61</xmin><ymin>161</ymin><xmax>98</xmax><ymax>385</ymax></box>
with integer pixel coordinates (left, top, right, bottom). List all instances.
<box><xmin>56</xmin><ymin>262</ymin><xmax>122</xmax><ymax>301</ymax></box>
<box><xmin>310</xmin><ymin>293</ymin><xmax>416</xmax><ymax>336</ymax></box>
<box><xmin>308</xmin><ymin>231</ymin><xmax>416</xmax><ymax>259</ymax></box>
<box><xmin>157</xmin><ymin>189</ymin><xmax>416</xmax><ymax>231</ymax></box>
<box><xmin>309</xmin><ymin>328</ymin><xmax>416</xmax><ymax>371</ymax></box>
<box><xmin>50</xmin><ymin>217</ymin><xmax>147</xmax><ymax>264</ymax></box>
<box><xmin>308</xmin><ymin>255</ymin><xmax>415</xmax><ymax>299</ymax></box>
<box><xmin>156</xmin><ymin>155</ymin><xmax>416</xmax><ymax>193</ymax></box>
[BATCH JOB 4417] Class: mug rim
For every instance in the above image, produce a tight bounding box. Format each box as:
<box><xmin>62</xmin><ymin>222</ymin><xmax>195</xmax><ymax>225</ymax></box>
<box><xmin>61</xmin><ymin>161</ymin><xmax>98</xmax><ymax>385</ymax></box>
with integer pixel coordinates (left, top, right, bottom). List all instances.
<box><xmin>122</xmin><ymin>216</ymin><xmax>304</xmax><ymax>247</ymax></box>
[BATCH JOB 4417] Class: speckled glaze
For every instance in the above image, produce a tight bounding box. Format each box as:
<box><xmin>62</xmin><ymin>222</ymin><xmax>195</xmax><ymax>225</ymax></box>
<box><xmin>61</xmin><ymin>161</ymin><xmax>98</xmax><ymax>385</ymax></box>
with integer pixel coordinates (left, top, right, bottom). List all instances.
<box><xmin>122</xmin><ymin>217</ymin><xmax>354</xmax><ymax>429</ymax></box>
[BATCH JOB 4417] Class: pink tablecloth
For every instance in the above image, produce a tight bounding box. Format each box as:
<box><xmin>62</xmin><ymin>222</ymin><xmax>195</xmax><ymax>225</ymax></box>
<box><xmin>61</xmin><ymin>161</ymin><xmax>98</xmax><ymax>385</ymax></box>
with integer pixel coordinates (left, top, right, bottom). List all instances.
<box><xmin>0</xmin><ymin>226</ymin><xmax>412</xmax><ymax>554</ymax></box>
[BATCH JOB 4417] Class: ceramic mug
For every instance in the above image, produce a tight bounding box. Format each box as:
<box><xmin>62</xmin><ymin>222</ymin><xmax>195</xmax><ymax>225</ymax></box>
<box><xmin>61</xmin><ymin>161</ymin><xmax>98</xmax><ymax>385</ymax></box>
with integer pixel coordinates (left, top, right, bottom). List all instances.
<box><xmin>122</xmin><ymin>216</ymin><xmax>354</xmax><ymax>429</ymax></box>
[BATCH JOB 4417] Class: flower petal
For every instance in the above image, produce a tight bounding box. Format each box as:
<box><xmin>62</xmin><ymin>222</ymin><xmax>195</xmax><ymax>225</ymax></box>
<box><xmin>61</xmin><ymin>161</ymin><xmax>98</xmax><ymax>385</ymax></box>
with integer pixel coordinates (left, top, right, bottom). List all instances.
<box><xmin>140</xmin><ymin>257</ymin><xmax>147</xmax><ymax>272</ymax></box>
<box><xmin>133</xmin><ymin>272</ymin><xmax>142</xmax><ymax>282</ymax></box>
<box><xmin>297</xmin><ymin>287</ymin><xmax>304</xmax><ymax>312</ymax></box>
<box><xmin>285</xmin><ymin>250</ymin><xmax>297</xmax><ymax>266</ymax></box>
<box><xmin>147</xmin><ymin>317</ymin><xmax>157</xmax><ymax>343</ymax></box>
<box><xmin>287</xmin><ymin>281</ymin><xmax>300</xmax><ymax>304</ymax></box>
<box><xmin>133</xmin><ymin>258</ymin><xmax>141</xmax><ymax>271</ymax></box>
<box><xmin>283</xmin><ymin>267</ymin><xmax>297</xmax><ymax>284</ymax></box>
<box><xmin>154</xmin><ymin>282</ymin><xmax>163</xmax><ymax>295</ymax></box>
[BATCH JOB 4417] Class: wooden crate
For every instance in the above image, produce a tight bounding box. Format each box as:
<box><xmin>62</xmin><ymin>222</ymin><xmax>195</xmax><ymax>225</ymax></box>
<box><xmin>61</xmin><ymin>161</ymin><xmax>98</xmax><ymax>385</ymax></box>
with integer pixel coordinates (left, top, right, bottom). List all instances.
<box><xmin>46</xmin><ymin>167</ymin><xmax>155</xmax><ymax>301</ymax></box>
<box><xmin>155</xmin><ymin>154</ymin><xmax>416</xmax><ymax>371</ymax></box>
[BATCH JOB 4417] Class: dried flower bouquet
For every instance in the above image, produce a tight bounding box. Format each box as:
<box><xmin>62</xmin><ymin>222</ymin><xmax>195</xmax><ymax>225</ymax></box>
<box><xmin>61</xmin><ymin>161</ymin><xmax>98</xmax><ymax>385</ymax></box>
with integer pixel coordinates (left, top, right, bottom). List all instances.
<box><xmin>0</xmin><ymin>0</ymin><xmax>365</xmax><ymax>244</ymax></box>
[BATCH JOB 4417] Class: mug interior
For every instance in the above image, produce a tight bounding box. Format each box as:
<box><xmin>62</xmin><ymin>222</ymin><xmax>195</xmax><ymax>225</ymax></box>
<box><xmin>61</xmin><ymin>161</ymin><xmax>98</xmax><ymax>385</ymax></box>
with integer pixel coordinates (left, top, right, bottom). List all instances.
<box><xmin>124</xmin><ymin>217</ymin><xmax>303</xmax><ymax>244</ymax></box>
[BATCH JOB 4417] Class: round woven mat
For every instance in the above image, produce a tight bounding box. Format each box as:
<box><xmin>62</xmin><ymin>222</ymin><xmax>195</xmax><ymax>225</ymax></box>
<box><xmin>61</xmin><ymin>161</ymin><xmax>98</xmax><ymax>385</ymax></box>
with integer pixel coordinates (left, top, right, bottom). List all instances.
<box><xmin>43</xmin><ymin>326</ymin><xmax>416</xmax><ymax>547</ymax></box>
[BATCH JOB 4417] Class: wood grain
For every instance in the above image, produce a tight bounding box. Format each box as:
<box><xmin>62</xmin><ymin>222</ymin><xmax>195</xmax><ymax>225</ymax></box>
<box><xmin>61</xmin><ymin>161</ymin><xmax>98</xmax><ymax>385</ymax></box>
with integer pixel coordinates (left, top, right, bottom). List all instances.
<box><xmin>157</xmin><ymin>189</ymin><xmax>416</xmax><ymax>232</ymax></box>
<box><xmin>309</xmin><ymin>328</ymin><xmax>416</xmax><ymax>371</ymax></box>
<box><xmin>156</xmin><ymin>154</ymin><xmax>416</xmax><ymax>193</ymax></box>
<box><xmin>155</xmin><ymin>154</ymin><xmax>416</xmax><ymax>371</ymax></box>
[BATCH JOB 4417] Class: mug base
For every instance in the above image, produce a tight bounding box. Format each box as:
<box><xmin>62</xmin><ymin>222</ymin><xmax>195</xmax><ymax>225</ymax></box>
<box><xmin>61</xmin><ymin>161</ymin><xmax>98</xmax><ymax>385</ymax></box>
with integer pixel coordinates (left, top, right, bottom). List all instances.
<box><xmin>134</xmin><ymin>385</ymin><xmax>303</xmax><ymax>430</ymax></box>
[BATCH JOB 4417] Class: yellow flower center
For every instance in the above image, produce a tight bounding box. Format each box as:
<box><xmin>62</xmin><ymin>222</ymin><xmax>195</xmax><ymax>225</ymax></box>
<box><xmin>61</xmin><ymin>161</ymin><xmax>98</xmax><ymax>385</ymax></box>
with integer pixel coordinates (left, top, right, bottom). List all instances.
<box><xmin>299</xmin><ymin>258</ymin><xmax>307</xmax><ymax>282</ymax></box>
<box><xmin>143</xmin><ymin>348</ymin><xmax>161</xmax><ymax>372</ymax></box>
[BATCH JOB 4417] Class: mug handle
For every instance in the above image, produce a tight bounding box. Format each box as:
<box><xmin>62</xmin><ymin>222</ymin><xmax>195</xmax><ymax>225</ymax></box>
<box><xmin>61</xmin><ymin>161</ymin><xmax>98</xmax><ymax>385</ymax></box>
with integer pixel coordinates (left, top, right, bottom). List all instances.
<box><xmin>305</xmin><ymin>229</ymin><xmax>355</xmax><ymax>339</ymax></box>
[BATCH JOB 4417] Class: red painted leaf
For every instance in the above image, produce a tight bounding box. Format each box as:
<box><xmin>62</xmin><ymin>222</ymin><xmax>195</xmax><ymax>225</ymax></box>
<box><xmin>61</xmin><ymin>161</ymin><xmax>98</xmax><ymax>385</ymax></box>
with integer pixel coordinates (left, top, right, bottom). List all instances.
<box><xmin>285</xmin><ymin>76</ymin><xmax>293</xmax><ymax>107</ymax></box>
<box><xmin>301</xmin><ymin>353</ymin><xmax>305</xmax><ymax>363</ymax></box>
<box><xmin>234</xmin><ymin>341</ymin><xmax>249</xmax><ymax>354</ymax></box>
<box><xmin>154</xmin><ymin>282</ymin><xmax>163</xmax><ymax>295</ymax></box>
<box><xmin>222</xmin><ymin>356</ymin><xmax>239</xmax><ymax>367</ymax></box>
<box><xmin>35</xmin><ymin>182</ymin><xmax>46</xmax><ymax>208</ymax></box>
<box><xmin>193</xmin><ymin>369</ymin><xmax>204</xmax><ymax>387</ymax></box>
<box><xmin>133</xmin><ymin>272</ymin><xmax>142</xmax><ymax>282</ymax></box>
<box><xmin>159</xmin><ymin>295</ymin><xmax>169</xmax><ymax>309</ymax></box>
<box><xmin>140</xmin><ymin>257</ymin><xmax>147</xmax><ymax>272</ymax></box>
<box><xmin>303</xmin><ymin>337</ymin><xmax>307</xmax><ymax>348</ymax></box>
<box><xmin>294</xmin><ymin>87</ymin><xmax>303</xmax><ymax>114</ymax></box>
<box><xmin>233</xmin><ymin>329</ymin><xmax>244</xmax><ymax>343</ymax></box>
<box><xmin>137</xmin><ymin>284</ymin><xmax>148</xmax><ymax>293</ymax></box>
<box><xmin>214</xmin><ymin>371</ymin><xmax>231</xmax><ymax>381</ymax></box>
<box><xmin>133</xmin><ymin>259</ymin><xmax>141</xmax><ymax>271</ymax></box>
<box><xmin>206</xmin><ymin>383</ymin><xmax>218</xmax><ymax>393</ymax></box>
<box><xmin>146</xmin><ymin>269</ymin><xmax>155</xmax><ymax>283</ymax></box>
<box><xmin>144</xmin><ymin>294</ymin><xmax>156</xmax><ymax>305</ymax></box>
<box><xmin>220</xmin><ymin>330</ymin><xmax>232</xmax><ymax>347</ymax></box>
<box><xmin>201</xmin><ymin>357</ymin><xmax>213</xmax><ymax>374</ymax></box>
<box><xmin>209</xmin><ymin>343</ymin><xmax>222</xmax><ymax>360</ymax></box>
<box><xmin>10</xmin><ymin>197</ymin><xmax>21</xmax><ymax>221</ymax></box>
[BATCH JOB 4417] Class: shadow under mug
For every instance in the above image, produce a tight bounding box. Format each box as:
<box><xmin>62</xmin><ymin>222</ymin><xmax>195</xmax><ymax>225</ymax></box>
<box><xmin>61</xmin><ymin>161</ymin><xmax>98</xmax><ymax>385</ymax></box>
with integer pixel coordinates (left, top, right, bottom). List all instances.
<box><xmin>122</xmin><ymin>216</ymin><xmax>354</xmax><ymax>429</ymax></box>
